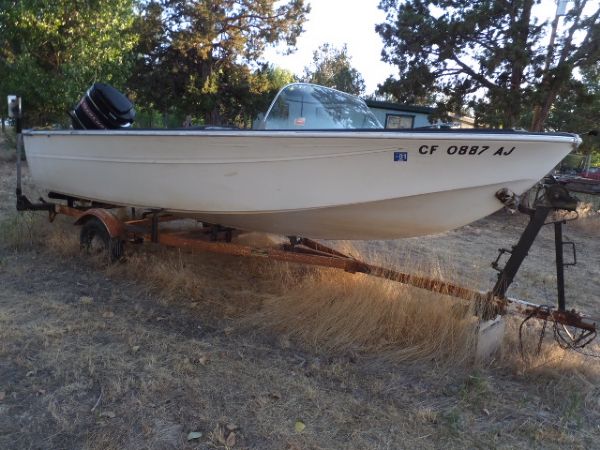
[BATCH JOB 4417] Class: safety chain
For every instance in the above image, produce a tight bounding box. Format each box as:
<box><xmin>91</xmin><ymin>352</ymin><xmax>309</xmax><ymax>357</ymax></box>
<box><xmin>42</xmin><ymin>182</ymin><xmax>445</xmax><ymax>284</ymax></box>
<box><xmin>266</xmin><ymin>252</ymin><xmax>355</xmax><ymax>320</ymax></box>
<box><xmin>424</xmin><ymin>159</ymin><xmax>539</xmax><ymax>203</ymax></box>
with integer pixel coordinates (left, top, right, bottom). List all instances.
<box><xmin>519</xmin><ymin>305</ymin><xmax>599</xmax><ymax>359</ymax></box>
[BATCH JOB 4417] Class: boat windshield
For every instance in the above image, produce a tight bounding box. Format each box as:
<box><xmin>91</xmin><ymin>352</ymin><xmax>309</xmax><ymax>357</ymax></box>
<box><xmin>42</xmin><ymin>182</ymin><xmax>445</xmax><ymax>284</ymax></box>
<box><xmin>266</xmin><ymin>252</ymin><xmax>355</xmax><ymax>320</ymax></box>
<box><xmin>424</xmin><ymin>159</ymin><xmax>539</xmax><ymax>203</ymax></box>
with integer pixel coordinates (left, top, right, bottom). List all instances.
<box><xmin>262</xmin><ymin>83</ymin><xmax>383</xmax><ymax>130</ymax></box>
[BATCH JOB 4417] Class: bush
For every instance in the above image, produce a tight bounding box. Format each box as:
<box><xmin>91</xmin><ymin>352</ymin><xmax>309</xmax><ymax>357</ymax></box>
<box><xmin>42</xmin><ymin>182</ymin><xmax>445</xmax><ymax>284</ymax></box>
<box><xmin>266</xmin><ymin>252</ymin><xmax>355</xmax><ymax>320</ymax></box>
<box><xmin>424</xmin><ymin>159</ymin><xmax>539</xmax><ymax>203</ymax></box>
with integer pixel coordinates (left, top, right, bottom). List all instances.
<box><xmin>1</xmin><ymin>126</ymin><xmax>17</xmax><ymax>151</ymax></box>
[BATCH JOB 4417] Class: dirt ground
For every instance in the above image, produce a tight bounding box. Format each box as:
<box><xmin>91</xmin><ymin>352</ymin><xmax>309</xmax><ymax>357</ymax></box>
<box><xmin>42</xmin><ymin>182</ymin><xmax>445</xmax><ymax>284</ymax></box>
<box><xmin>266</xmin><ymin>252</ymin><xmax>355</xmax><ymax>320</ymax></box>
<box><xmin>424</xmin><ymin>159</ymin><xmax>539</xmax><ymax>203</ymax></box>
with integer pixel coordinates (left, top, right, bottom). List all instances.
<box><xmin>1</xmin><ymin>143</ymin><xmax>600</xmax><ymax>449</ymax></box>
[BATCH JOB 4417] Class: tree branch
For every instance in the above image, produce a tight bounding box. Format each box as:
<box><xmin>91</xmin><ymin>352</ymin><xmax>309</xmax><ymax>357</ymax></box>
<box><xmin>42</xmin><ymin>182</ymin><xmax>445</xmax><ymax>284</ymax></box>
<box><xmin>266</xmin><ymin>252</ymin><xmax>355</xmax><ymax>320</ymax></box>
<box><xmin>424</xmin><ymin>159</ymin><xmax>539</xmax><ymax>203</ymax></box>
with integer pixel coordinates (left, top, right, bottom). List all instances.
<box><xmin>451</xmin><ymin>55</ymin><xmax>498</xmax><ymax>91</ymax></box>
<box><xmin>434</xmin><ymin>68</ymin><xmax>463</xmax><ymax>77</ymax></box>
<box><xmin>558</xmin><ymin>0</ymin><xmax>589</xmax><ymax>65</ymax></box>
<box><xmin>563</xmin><ymin>5</ymin><xmax>600</xmax><ymax>66</ymax></box>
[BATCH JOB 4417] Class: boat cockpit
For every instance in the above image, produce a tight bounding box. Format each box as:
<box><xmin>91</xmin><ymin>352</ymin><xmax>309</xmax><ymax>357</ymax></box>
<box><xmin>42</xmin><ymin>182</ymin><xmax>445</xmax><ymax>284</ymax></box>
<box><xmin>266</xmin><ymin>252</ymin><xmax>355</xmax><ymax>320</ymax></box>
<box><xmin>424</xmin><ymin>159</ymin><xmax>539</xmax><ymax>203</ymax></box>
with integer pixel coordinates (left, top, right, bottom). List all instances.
<box><xmin>256</xmin><ymin>83</ymin><xmax>383</xmax><ymax>130</ymax></box>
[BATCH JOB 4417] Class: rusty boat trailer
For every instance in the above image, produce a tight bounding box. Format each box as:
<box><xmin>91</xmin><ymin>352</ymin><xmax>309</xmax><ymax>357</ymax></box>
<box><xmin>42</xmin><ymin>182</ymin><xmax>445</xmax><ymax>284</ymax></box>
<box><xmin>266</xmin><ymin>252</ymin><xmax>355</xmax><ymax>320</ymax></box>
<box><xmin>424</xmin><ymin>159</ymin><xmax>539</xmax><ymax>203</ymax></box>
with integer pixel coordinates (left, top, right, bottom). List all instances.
<box><xmin>15</xmin><ymin>177</ymin><xmax>598</xmax><ymax>341</ymax></box>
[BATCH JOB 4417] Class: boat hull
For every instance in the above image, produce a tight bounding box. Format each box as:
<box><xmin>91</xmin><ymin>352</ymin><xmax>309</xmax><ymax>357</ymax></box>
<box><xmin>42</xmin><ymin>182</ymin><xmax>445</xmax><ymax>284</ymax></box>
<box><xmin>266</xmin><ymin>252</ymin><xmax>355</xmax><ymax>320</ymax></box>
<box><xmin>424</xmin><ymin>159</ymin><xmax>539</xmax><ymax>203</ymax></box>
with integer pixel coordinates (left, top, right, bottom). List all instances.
<box><xmin>23</xmin><ymin>130</ymin><xmax>578</xmax><ymax>239</ymax></box>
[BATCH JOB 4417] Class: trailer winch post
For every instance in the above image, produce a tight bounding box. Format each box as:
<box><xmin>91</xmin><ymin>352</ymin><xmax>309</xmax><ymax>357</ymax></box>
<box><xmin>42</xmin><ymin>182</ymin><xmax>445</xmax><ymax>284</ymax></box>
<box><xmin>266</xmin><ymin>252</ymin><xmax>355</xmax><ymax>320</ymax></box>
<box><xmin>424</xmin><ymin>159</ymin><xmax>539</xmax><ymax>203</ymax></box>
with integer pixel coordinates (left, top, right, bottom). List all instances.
<box><xmin>491</xmin><ymin>205</ymin><xmax>551</xmax><ymax>300</ymax></box>
<box><xmin>492</xmin><ymin>180</ymin><xmax>579</xmax><ymax>312</ymax></box>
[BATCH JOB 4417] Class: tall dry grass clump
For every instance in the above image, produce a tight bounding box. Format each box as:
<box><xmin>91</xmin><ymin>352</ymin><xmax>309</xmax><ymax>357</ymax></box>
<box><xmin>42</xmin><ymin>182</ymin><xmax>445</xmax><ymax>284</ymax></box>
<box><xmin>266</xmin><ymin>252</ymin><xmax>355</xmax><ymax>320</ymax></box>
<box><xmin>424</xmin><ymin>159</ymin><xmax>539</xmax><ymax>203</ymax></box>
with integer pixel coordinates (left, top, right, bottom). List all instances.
<box><xmin>571</xmin><ymin>202</ymin><xmax>600</xmax><ymax>234</ymax></box>
<box><xmin>0</xmin><ymin>209</ymin><xmax>76</xmax><ymax>252</ymax></box>
<box><xmin>500</xmin><ymin>316</ymin><xmax>600</xmax><ymax>375</ymax></box>
<box><xmin>104</xmin><ymin>245</ymin><xmax>274</xmax><ymax>318</ymax></box>
<box><xmin>52</xmin><ymin>228</ymin><xmax>479</xmax><ymax>367</ymax></box>
<box><xmin>44</xmin><ymin>218</ymin><xmax>80</xmax><ymax>255</ymax></box>
<box><xmin>0</xmin><ymin>211</ymin><xmax>47</xmax><ymax>249</ymax></box>
<box><xmin>498</xmin><ymin>317</ymin><xmax>600</xmax><ymax>417</ymax></box>
<box><xmin>246</xmin><ymin>267</ymin><xmax>480</xmax><ymax>366</ymax></box>
<box><xmin>554</xmin><ymin>194</ymin><xmax>600</xmax><ymax>235</ymax></box>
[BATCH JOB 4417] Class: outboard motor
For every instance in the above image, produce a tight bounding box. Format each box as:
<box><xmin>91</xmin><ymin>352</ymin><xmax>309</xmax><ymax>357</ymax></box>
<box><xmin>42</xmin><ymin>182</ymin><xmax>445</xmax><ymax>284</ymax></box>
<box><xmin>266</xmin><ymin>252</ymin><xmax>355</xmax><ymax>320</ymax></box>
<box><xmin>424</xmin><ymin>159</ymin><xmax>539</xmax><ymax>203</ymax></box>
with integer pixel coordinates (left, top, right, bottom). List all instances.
<box><xmin>70</xmin><ymin>83</ymin><xmax>135</xmax><ymax>129</ymax></box>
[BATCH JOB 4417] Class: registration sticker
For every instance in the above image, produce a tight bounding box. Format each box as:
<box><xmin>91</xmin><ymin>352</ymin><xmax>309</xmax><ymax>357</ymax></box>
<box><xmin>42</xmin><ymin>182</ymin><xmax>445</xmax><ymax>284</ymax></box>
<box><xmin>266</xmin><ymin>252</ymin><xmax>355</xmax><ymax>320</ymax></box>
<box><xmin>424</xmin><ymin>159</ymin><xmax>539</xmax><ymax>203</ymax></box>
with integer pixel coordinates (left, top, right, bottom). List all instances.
<box><xmin>394</xmin><ymin>151</ymin><xmax>408</xmax><ymax>162</ymax></box>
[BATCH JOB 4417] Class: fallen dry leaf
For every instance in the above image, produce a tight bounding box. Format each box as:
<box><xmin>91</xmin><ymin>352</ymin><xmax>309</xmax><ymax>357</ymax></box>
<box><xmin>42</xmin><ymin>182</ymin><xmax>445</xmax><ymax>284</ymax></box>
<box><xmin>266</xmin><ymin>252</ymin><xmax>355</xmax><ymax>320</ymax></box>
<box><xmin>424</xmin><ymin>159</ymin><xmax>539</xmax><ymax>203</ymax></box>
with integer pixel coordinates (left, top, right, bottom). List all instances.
<box><xmin>102</xmin><ymin>311</ymin><xmax>114</xmax><ymax>318</ymax></box>
<box><xmin>213</xmin><ymin>425</ymin><xmax>227</xmax><ymax>445</ymax></box>
<box><xmin>187</xmin><ymin>431</ymin><xmax>203</xmax><ymax>441</ymax></box>
<box><xmin>225</xmin><ymin>431</ymin><xmax>236</xmax><ymax>447</ymax></box>
<box><xmin>226</xmin><ymin>423</ymin><xmax>238</xmax><ymax>431</ymax></box>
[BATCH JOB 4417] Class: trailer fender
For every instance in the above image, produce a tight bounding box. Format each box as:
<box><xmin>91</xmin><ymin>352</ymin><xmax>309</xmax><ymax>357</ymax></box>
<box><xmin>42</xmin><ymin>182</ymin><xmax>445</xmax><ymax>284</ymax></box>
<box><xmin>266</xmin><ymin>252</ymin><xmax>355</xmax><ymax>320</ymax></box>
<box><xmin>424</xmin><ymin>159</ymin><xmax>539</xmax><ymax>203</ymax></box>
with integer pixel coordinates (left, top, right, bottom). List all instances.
<box><xmin>74</xmin><ymin>209</ymin><xmax>126</xmax><ymax>239</ymax></box>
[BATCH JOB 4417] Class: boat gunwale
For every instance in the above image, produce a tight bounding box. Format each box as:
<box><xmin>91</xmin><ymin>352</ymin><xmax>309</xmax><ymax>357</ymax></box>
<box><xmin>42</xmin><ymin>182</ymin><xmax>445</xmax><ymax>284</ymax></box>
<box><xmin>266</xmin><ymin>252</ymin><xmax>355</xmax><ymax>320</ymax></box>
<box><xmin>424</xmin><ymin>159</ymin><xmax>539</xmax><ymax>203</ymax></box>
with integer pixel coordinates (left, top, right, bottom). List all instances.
<box><xmin>23</xmin><ymin>128</ymin><xmax>580</xmax><ymax>143</ymax></box>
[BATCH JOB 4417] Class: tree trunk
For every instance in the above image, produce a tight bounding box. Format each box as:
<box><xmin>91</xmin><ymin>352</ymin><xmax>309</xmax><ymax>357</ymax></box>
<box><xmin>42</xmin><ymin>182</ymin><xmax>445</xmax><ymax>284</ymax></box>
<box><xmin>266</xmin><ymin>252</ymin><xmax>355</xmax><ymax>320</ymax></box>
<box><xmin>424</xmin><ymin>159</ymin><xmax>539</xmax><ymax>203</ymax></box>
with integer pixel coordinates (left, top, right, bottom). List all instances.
<box><xmin>530</xmin><ymin>1</ymin><xmax>589</xmax><ymax>131</ymax></box>
<box><xmin>505</xmin><ymin>0</ymin><xmax>534</xmax><ymax>129</ymax></box>
<box><xmin>530</xmin><ymin>88</ymin><xmax>559</xmax><ymax>131</ymax></box>
<box><xmin>530</xmin><ymin>66</ymin><xmax>570</xmax><ymax>131</ymax></box>
<box><xmin>204</xmin><ymin>108</ymin><xmax>222</xmax><ymax>126</ymax></box>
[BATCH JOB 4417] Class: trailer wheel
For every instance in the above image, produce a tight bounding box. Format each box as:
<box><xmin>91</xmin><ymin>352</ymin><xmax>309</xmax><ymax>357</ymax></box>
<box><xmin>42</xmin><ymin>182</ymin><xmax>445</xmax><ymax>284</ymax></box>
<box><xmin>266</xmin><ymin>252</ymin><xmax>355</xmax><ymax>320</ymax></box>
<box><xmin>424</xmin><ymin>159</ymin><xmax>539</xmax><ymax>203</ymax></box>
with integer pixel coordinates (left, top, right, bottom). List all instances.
<box><xmin>80</xmin><ymin>217</ymin><xmax>124</xmax><ymax>262</ymax></box>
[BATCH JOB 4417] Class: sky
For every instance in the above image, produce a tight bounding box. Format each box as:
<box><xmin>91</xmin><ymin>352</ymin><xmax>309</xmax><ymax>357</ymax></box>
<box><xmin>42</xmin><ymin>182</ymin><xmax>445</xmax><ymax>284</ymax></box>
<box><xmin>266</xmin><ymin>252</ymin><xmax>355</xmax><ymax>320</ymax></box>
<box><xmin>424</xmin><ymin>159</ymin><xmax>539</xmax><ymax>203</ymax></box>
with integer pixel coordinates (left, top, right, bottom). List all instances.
<box><xmin>262</xmin><ymin>0</ymin><xmax>395</xmax><ymax>95</ymax></box>
<box><xmin>262</xmin><ymin>0</ymin><xmax>579</xmax><ymax>96</ymax></box>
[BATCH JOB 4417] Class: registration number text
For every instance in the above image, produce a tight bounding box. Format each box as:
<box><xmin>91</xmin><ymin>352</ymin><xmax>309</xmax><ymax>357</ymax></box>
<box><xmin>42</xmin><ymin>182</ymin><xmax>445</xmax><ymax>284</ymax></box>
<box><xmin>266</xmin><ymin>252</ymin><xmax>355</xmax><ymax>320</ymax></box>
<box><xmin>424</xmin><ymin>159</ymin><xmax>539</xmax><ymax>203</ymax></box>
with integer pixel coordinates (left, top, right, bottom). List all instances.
<box><xmin>418</xmin><ymin>144</ymin><xmax>516</xmax><ymax>156</ymax></box>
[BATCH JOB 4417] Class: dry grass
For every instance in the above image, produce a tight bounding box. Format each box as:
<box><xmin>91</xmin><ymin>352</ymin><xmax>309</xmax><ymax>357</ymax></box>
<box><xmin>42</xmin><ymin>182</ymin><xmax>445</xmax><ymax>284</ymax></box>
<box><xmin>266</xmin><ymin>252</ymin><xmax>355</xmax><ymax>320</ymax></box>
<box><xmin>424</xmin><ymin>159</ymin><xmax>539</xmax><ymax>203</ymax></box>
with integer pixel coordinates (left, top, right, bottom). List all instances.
<box><xmin>107</xmin><ymin>248</ymin><xmax>272</xmax><ymax>318</ymax></box>
<box><xmin>104</xmin><ymin>232</ymin><xmax>482</xmax><ymax>367</ymax></box>
<box><xmin>0</xmin><ymin>215</ymin><xmax>481</xmax><ymax>366</ymax></box>
<box><xmin>0</xmin><ymin>211</ymin><xmax>47</xmax><ymax>249</ymax></box>
<box><xmin>570</xmin><ymin>203</ymin><xmax>600</xmax><ymax>235</ymax></box>
<box><xmin>245</xmin><ymin>269</ymin><xmax>479</xmax><ymax>366</ymax></box>
<box><xmin>500</xmin><ymin>316</ymin><xmax>600</xmax><ymax>377</ymax></box>
<box><xmin>2</xmin><ymin>209</ymin><xmax>600</xmax><ymax>449</ymax></box>
<box><xmin>4</xmin><ymin>213</ymin><xmax>599</xmax><ymax>375</ymax></box>
<box><xmin>576</xmin><ymin>201</ymin><xmax>599</xmax><ymax>218</ymax></box>
<box><xmin>70</xmin><ymin>221</ymin><xmax>600</xmax><ymax>391</ymax></box>
<box><xmin>555</xmin><ymin>198</ymin><xmax>599</xmax><ymax>221</ymax></box>
<box><xmin>496</xmin><ymin>317</ymin><xmax>600</xmax><ymax>429</ymax></box>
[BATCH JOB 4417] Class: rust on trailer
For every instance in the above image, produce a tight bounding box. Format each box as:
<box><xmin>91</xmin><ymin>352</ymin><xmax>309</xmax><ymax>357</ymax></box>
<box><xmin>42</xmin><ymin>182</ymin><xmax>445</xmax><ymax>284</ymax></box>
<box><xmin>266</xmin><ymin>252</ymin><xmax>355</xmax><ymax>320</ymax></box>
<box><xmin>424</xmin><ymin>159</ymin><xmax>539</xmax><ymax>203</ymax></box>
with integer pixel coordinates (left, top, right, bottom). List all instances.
<box><xmin>504</xmin><ymin>298</ymin><xmax>598</xmax><ymax>333</ymax></box>
<box><xmin>294</xmin><ymin>238</ymin><xmax>353</xmax><ymax>259</ymax></box>
<box><xmin>139</xmin><ymin>228</ymin><xmax>597</xmax><ymax>333</ymax></box>
<box><xmin>149</xmin><ymin>231</ymin><xmax>367</xmax><ymax>270</ymax></box>
<box><xmin>125</xmin><ymin>214</ymin><xmax>177</xmax><ymax>227</ymax></box>
<box><xmin>53</xmin><ymin>204</ymin><xmax>84</xmax><ymax>219</ymax></box>
<box><xmin>72</xmin><ymin>208</ymin><xmax>126</xmax><ymax>239</ymax></box>
<box><xmin>43</xmin><ymin>204</ymin><xmax>597</xmax><ymax>335</ymax></box>
<box><xmin>51</xmin><ymin>204</ymin><xmax>126</xmax><ymax>239</ymax></box>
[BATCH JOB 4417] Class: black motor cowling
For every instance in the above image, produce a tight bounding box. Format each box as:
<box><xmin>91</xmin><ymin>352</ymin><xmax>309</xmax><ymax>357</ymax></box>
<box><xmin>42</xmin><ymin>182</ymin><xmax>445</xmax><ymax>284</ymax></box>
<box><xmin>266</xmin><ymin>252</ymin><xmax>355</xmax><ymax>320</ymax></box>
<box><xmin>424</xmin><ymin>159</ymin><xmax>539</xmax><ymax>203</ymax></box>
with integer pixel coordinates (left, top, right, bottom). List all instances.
<box><xmin>70</xmin><ymin>83</ymin><xmax>135</xmax><ymax>129</ymax></box>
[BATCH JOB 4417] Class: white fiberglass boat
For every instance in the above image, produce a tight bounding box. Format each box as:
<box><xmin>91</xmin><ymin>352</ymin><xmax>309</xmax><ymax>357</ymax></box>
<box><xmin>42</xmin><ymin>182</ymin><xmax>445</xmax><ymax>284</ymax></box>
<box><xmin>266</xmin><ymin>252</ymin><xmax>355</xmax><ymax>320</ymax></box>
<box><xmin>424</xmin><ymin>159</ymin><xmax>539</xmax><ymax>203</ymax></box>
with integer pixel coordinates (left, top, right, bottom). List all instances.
<box><xmin>23</xmin><ymin>83</ymin><xmax>580</xmax><ymax>239</ymax></box>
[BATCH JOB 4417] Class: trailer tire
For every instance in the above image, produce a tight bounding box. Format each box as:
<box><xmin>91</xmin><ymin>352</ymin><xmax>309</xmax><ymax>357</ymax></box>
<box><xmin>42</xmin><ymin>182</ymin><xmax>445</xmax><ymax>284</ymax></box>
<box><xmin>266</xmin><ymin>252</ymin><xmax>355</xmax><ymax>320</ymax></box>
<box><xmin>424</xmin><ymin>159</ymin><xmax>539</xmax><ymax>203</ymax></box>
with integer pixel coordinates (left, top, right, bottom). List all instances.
<box><xmin>80</xmin><ymin>217</ymin><xmax>124</xmax><ymax>262</ymax></box>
